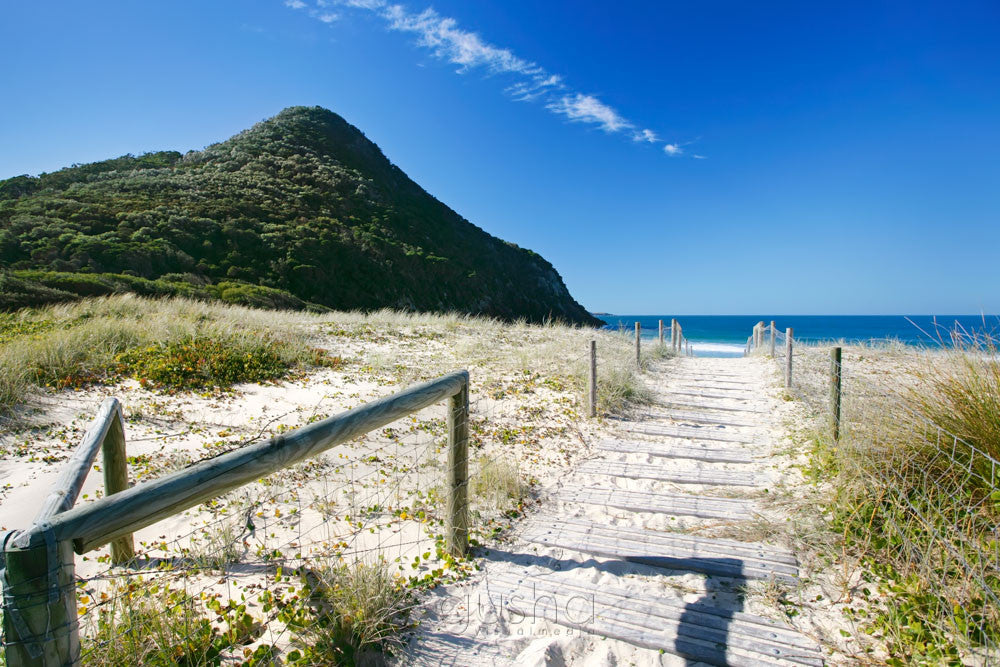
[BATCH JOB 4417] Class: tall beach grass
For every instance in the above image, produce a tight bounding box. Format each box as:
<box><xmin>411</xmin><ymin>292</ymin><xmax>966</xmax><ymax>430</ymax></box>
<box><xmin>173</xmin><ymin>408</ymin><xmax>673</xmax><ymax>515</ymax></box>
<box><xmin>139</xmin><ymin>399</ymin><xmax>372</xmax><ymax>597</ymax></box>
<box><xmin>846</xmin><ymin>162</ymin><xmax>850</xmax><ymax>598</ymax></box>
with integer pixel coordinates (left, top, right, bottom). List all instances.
<box><xmin>794</xmin><ymin>337</ymin><xmax>1000</xmax><ymax>663</ymax></box>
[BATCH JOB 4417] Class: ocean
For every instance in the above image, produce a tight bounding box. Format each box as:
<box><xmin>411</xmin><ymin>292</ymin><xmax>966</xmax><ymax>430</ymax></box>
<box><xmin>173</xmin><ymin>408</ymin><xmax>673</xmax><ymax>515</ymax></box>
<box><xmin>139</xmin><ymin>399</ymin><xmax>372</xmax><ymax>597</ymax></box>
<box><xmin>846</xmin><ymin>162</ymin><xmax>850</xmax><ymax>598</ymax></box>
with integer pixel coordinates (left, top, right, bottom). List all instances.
<box><xmin>598</xmin><ymin>315</ymin><xmax>1000</xmax><ymax>358</ymax></box>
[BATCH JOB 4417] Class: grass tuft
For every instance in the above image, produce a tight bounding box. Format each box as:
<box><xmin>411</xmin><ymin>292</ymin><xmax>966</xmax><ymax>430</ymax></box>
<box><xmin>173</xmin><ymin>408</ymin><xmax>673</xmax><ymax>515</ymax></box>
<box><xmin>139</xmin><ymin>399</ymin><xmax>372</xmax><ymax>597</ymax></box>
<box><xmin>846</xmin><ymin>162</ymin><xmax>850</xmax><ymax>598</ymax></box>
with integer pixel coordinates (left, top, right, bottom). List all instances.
<box><xmin>0</xmin><ymin>294</ymin><xmax>333</xmax><ymax>415</ymax></box>
<box><xmin>294</xmin><ymin>559</ymin><xmax>412</xmax><ymax>664</ymax></box>
<box><xmin>471</xmin><ymin>455</ymin><xmax>530</xmax><ymax>512</ymax></box>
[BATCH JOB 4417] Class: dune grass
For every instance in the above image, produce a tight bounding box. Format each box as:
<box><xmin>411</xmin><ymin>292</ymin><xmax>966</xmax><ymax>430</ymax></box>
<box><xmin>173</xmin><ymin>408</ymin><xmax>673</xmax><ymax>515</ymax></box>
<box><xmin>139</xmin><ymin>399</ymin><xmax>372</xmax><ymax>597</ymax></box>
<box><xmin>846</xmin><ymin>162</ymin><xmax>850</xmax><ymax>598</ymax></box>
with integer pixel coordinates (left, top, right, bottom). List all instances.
<box><xmin>471</xmin><ymin>455</ymin><xmax>531</xmax><ymax>512</ymax></box>
<box><xmin>794</xmin><ymin>339</ymin><xmax>1000</xmax><ymax>663</ymax></box>
<box><xmin>0</xmin><ymin>295</ymin><xmax>336</xmax><ymax>416</ymax></box>
<box><xmin>290</xmin><ymin>559</ymin><xmax>414</xmax><ymax>664</ymax></box>
<box><xmin>907</xmin><ymin>336</ymin><xmax>1000</xmax><ymax>475</ymax></box>
<box><xmin>1</xmin><ymin>297</ymin><xmax>659</xmax><ymax>420</ymax></box>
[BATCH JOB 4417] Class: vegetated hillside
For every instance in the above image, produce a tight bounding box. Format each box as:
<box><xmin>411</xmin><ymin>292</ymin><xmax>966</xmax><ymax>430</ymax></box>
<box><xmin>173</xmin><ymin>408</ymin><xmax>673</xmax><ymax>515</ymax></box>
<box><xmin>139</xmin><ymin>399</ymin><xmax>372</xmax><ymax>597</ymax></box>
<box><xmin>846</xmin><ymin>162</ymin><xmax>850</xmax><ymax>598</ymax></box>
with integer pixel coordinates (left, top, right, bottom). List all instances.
<box><xmin>0</xmin><ymin>106</ymin><xmax>601</xmax><ymax>325</ymax></box>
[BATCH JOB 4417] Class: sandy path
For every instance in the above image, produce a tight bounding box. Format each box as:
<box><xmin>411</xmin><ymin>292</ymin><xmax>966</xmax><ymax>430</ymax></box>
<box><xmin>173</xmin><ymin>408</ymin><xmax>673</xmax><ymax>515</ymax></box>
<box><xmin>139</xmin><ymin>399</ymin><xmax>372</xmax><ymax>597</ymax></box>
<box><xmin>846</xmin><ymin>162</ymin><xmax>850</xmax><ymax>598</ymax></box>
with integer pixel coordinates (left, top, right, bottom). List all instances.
<box><xmin>404</xmin><ymin>355</ymin><xmax>825</xmax><ymax>666</ymax></box>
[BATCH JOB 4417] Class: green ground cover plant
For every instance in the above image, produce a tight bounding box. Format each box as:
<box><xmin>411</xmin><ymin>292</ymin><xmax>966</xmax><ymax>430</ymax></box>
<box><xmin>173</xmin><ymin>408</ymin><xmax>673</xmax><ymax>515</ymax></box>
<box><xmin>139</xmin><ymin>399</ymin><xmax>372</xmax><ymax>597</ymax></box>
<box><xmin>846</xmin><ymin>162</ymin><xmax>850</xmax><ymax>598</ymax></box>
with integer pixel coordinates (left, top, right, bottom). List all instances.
<box><xmin>0</xmin><ymin>295</ymin><xmax>332</xmax><ymax>415</ymax></box>
<box><xmin>798</xmin><ymin>340</ymin><xmax>1000</xmax><ymax>664</ymax></box>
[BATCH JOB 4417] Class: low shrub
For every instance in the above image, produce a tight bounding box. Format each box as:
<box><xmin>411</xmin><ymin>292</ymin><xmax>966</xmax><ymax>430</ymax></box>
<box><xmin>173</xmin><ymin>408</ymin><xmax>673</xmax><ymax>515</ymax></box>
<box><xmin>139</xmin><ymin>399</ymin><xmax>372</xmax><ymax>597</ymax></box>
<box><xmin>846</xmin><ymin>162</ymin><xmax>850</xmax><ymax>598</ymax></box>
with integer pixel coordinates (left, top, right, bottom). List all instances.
<box><xmin>115</xmin><ymin>336</ymin><xmax>290</xmax><ymax>390</ymax></box>
<box><xmin>80</xmin><ymin>580</ymin><xmax>258</xmax><ymax>666</ymax></box>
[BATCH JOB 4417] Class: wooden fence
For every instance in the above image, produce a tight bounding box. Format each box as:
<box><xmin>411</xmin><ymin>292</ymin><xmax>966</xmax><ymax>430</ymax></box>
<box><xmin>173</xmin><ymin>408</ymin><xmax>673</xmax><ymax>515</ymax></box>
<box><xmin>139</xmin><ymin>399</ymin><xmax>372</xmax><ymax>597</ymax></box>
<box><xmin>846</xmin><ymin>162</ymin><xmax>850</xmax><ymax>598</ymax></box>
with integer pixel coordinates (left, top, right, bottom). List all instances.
<box><xmin>587</xmin><ymin>319</ymin><xmax>691</xmax><ymax>416</ymax></box>
<box><xmin>0</xmin><ymin>371</ymin><xmax>470</xmax><ymax>666</ymax></box>
<box><xmin>744</xmin><ymin>321</ymin><xmax>844</xmax><ymax>440</ymax></box>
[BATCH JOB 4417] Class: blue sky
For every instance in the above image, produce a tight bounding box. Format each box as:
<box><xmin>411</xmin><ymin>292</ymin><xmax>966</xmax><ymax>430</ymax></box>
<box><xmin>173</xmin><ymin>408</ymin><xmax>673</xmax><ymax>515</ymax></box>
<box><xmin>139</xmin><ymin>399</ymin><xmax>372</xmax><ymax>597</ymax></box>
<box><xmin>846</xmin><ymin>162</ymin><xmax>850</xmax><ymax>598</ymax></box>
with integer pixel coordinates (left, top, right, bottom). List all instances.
<box><xmin>2</xmin><ymin>1</ymin><xmax>998</xmax><ymax>314</ymax></box>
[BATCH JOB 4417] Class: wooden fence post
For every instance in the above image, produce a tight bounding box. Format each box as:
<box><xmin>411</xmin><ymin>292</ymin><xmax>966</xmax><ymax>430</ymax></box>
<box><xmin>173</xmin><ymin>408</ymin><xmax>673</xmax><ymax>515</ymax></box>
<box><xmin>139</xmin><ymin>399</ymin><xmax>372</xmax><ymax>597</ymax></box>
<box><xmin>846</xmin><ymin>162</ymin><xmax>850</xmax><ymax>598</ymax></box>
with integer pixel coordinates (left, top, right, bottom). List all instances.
<box><xmin>769</xmin><ymin>321</ymin><xmax>776</xmax><ymax>357</ymax></box>
<box><xmin>446</xmin><ymin>380</ymin><xmax>469</xmax><ymax>556</ymax></box>
<box><xmin>658</xmin><ymin>319</ymin><xmax>664</xmax><ymax>346</ymax></box>
<box><xmin>588</xmin><ymin>340</ymin><xmax>597</xmax><ymax>418</ymax></box>
<box><xmin>785</xmin><ymin>327</ymin><xmax>793</xmax><ymax>388</ymax></box>
<box><xmin>670</xmin><ymin>318</ymin><xmax>677</xmax><ymax>352</ymax></box>
<box><xmin>635</xmin><ymin>322</ymin><xmax>641</xmax><ymax>369</ymax></box>
<box><xmin>1</xmin><ymin>536</ymin><xmax>80</xmax><ymax>666</ymax></box>
<box><xmin>830</xmin><ymin>346</ymin><xmax>842</xmax><ymax>441</ymax></box>
<box><xmin>102</xmin><ymin>408</ymin><xmax>134</xmax><ymax>564</ymax></box>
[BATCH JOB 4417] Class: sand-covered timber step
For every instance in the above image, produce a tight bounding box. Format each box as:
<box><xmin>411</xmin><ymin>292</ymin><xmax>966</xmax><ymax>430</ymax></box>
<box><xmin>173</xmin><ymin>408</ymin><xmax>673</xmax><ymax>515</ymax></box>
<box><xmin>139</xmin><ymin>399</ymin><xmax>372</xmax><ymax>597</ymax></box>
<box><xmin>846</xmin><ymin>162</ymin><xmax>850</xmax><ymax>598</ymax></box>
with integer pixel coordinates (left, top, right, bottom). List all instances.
<box><xmin>642</xmin><ymin>410</ymin><xmax>758</xmax><ymax>428</ymax></box>
<box><xmin>668</xmin><ymin>376</ymin><xmax>757</xmax><ymax>385</ymax></box>
<box><xmin>576</xmin><ymin>460</ymin><xmax>757</xmax><ymax>486</ymax></box>
<box><xmin>668</xmin><ymin>369</ymin><xmax>751</xmax><ymax>376</ymax></box>
<box><xmin>556</xmin><ymin>486</ymin><xmax>756</xmax><ymax>520</ymax></box>
<box><xmin>521</xmin><ymin>516</ymin><xmax>798</xmax><ymax>582</ymax></box>
<box><xmin>672</xmin><ymin>383</ymin><xmax>757</xmax><ymax>394</ymax></box>
<box><xmin>622</xmin><ymin>424</ymin><xmax>756</xmax><ymax>443</ymax></box>
<box><xmin>486</xmin><ymin>572</ymin><xmax>824</xmax><ymax>666</ymax></box>
<box><xmin>656</xmin><ymin>389</ymin><xmax>756</xmax><ymax>401</ymax></box>
<box><xmin>652</xmin><ymin>401</ymin><xmax>767</xmax><ymax>414</ymax></box>
<box><xmin>598</xmin><ymin>438</ymin><xmax>753</xmax><ymax>463</ymax></box>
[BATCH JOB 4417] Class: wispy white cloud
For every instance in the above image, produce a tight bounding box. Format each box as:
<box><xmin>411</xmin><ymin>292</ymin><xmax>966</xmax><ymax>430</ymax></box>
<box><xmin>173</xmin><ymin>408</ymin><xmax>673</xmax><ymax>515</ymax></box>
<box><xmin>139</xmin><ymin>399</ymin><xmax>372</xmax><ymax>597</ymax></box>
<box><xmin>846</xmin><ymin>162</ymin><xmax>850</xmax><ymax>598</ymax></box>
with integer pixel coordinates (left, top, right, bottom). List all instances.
<box><xmin>384</xmin><ymin>6</ymin><xmax>541</xmax><ymax>77</ymax></box>
<box><xmin>546</xmin><ymin>94</ymin><xmax>631</xmax><ymax>133</ymax></box>
<box><xmin>506</xmin><ymin>77</ymin><xmax>562</xmax><ymax>102</ymax></box>
<box><xmin>632</xmin><ymin>128</ymin><xmax>658</xmax><ymax>143</ymax></box>
<box><xmin>287</xmin><ymin>1</ymin><xmax>699</xmax><ymax>157</ymax></box>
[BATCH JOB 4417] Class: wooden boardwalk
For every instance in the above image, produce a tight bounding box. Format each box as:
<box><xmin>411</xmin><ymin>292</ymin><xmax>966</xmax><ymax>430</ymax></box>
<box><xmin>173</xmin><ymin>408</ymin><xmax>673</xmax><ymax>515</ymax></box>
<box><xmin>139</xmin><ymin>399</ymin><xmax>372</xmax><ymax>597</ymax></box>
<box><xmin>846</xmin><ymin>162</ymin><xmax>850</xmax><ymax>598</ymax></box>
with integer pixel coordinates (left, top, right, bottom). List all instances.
<box><xmin>408</xmin><ymin>356</ymin><xmax>823</xmax><ymax>666</ymax></box>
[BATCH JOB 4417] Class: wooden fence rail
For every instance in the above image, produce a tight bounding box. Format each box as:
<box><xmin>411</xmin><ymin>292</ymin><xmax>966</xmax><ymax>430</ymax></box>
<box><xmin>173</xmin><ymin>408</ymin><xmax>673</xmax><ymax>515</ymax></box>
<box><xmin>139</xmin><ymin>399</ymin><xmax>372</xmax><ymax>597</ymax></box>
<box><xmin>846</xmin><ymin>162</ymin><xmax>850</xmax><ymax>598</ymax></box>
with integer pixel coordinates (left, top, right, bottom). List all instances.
<box><xmin>1</xmin><ymin>370</ymin><xmax>470</xmax><ymax>667</ymax></box>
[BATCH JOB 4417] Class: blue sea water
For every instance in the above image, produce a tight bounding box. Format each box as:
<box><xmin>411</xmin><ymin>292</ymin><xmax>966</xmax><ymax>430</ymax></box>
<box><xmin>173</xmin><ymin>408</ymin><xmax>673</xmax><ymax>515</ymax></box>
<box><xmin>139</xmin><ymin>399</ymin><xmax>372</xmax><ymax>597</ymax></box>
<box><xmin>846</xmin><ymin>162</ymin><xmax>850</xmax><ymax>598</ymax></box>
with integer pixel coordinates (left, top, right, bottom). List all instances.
<box><xmin>598</xmin><ymin>315</ymin><xmax>1000</xmax><ymax>358</ymax></box>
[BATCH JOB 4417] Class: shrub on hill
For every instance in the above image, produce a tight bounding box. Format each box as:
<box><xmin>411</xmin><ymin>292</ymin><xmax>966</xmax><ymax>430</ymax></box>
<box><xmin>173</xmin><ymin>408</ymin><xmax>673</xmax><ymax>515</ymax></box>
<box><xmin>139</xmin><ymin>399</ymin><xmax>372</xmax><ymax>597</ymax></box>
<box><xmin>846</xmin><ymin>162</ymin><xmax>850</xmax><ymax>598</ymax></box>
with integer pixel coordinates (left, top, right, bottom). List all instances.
<box><xmin>0</xmin><ymin>106</ymin><xmax>598</xmax><ymax>325</ymax></box>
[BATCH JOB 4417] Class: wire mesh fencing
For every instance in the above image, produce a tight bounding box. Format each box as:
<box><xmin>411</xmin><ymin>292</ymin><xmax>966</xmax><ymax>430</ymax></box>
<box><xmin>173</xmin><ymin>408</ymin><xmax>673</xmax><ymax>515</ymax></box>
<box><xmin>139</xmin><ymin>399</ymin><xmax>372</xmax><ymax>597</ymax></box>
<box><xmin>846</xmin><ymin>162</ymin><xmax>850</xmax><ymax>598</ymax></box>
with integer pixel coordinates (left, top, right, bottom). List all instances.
<box><xmin>1</xmin><ymin>322</ymin><xmax>653</xmax><ymax>666</ymax></box>
<box><xmin>757</xmin><ymin>330</ymin><xmax>1000</xmax><ymax>663</ymax></box>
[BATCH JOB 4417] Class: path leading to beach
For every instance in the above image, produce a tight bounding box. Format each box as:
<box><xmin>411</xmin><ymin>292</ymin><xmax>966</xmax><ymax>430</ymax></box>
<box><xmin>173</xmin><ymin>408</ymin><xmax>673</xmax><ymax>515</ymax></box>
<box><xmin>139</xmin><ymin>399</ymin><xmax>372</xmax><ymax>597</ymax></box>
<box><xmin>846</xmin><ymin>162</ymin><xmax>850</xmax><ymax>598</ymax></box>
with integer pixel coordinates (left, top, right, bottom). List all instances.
<box><xmin>408</xmin><ymin>355</ymin><xmax>824</xmax><ymax>666</ymax></box>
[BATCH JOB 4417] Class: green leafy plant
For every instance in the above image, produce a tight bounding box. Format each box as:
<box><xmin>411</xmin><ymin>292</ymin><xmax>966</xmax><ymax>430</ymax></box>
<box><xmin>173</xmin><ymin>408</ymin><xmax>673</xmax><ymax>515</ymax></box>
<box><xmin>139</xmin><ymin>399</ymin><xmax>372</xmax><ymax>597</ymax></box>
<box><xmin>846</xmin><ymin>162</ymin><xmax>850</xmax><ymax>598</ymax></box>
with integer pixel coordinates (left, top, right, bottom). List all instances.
<box><xmin>80</xmin><ymin>580</ymin><xmax>259</xmax><ymax>666</ymax></box>
<box><xmin>115</xmin><ymin>336</ymin><xmax>289</xmax><ymax>390</ymax></box>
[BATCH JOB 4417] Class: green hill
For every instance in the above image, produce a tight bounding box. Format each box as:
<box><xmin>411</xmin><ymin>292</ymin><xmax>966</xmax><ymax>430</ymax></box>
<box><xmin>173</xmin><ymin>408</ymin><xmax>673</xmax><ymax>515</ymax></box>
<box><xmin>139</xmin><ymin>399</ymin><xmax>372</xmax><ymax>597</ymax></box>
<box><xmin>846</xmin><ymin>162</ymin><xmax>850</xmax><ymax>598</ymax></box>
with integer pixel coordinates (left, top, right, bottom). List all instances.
<box><xmin>0</xmin><ymin>106</ymin><xmax>600</xmax><ymax>325</ymax></box>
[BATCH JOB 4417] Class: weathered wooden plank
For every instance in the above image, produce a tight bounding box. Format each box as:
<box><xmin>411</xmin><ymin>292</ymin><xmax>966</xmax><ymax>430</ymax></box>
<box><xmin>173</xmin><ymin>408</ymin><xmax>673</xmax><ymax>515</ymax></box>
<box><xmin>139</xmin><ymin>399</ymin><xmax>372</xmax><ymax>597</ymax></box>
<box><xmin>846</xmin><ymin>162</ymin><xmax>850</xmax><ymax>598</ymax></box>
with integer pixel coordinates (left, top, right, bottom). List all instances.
<box><xmin>492</xmin><ymin>571</ymin><xmax>817</xmax><ymax>649</ymax></box>
<box><xmin>576</xmin><ymin>460</ymin><xmax>756</xmax><ymax>486</ymax></box>
<box><xmin>556</xmin><ymin>486</ymin><xmax>756</xmax><ymax>520</ymax></box>
<box><xmin>652</xmin><ymin>402</ymin><xmax>765</xmax><ymax>414</ymax></box>
<box><xmin>100</xmin><ymin>401</ymin><xmax>135</xmax><ymax>564</ymax></box>
<box><xmin>668</xmin><ymin>376</ymin><xmax>756</xmax><ymax>386</ymax></box>
<box><xmin>544</xmin><ymin>515</ymin><xmax>799</xmax><ymax>565</ymax></box>
<box><xmin>588</xmin><ymin>339</ymin><xmax>597</xmax><ymax>418</ymax></box>
<box><xmin>15</xmin><ymin>371</ymin><xmax>470</xmax><ymax>553</ymax></box>
<box><xmin>488</xmin><ymin>573</ymin><xmax>823</xmax><ymax>665</ymax></box>
<box><xmin>521</xmin><ymin>521</ymin><xmax>797</xmax><ymax>581</ymax></box>
<box><xmin>673</xmin><ymin>383</ymin><xmax>756</xmax><ymax>393</ymax></box>
<box><xmin>657</xmin><ymin>390</ymin><xmax>755</xmax><ymax>401</ymax></box>
<box><xmin>2</xmin><ymin>538</ymin><xmax>80</xmax><ymax>667</ymax></box>
<box><xmin>598</xmin><ymin>439</ymin><xmax>753</xmax><ymax>463</ymax></box>
<box><xmin>670</xmin><ymin>378</ymin><xmax>757</xmax><ymax>385</ymax></box>
<box><xmin>34</xmin><ymin>398</ymin><xmax>122</xmax><ymax>523</ymax></box>
<box><xmin>623</xmin><ymin>424</ymin><xmax>755</xmax><ymax>443</ymax></box>
<box><xmin>643</xmin><ymin>411</ymin><xmax>757</xmax><ymax>427</ymax></box>
<box><xmin>445</xmin><ymin>382</ymin><xmax>469</xmax><ymax>557</ymax></box>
